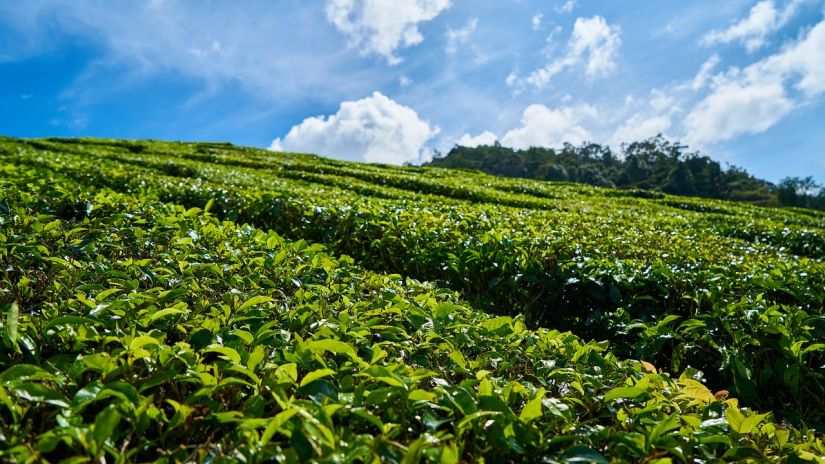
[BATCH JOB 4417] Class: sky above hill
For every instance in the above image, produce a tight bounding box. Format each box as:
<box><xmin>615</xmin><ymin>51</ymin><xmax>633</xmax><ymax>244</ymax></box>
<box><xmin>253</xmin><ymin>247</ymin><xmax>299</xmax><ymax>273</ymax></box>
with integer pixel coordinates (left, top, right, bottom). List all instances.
<box><xmin>1</xmin><ymin>1</ymin><xmax>824</xmax><ymax>182</ymax></box>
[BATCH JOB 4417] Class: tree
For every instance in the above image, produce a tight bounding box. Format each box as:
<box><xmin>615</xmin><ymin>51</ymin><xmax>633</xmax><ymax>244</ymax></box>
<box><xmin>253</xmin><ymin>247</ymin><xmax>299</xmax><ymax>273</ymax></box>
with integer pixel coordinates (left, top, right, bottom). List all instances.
<box><xmin>538</xmin><ymin>163</ymin><xmax>568</xmax><ymax>182</ymax></box>
<box><xmin>776</xmin><ymin>176</ymin><xmax>822</xmax><ymax>208</ymax></box>
<box><xmin>621</xmin><ymin>155</ymin><xmax>651</xmax><ymax>188</ymax></box>
<box><xmin>426</xmin><ymin>136</ymin><xmax>821</xmax><ymax>210</ymax></box>
<box><xmin>664</xmin><ymin>163</ymin><xmax>696</xmax><ymax>195</ymax></box>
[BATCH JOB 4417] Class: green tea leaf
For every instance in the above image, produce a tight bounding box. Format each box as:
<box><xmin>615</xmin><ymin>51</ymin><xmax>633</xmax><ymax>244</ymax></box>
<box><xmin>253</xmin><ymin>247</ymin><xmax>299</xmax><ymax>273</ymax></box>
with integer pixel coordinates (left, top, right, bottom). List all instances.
<box><xmin>92</xmin><ymin>405</ymin><xmax>121</xmax><ymax>448</ymax></box>
<box><xmin>0</xmin><ymin>364</ymin><xmax>58</xmax><ymax>385</ymax></box>
<box><xmin>261</xmin><ymin>408</ymin><xmax>300</xmax><ymax>445</ymax></box>
<box><xmin>148</xmin><ymin>307</ymin><xmax>186</xmax><ymax>323</ymax></box>
<box><xmin>408</xmin><ymin>389</ymin><xmax>436</xmax><ymax>402</ymax></box>
<box><xmin>603</xmin><ymin>386</ymin><xmax>646</xmax><ymax>402</ymax></box>
<box><xmin>237</xmin><ymin>295</ymin><xmax>274</xmax><ymax>313</ymax></box>
<box><xmin>300</xmin><ymin>368</ymin><xmax>336</xmax><ymax>387</ymax></box>
<box><xmin>306</xmin><ymin>339</ymin><xmax>365</xmax><ymax>365</ymax></box>
<box><xmin>2</xmin><ymin>302</ymin><xmax>19</xmax><ymax>352</ymax></box>
<box><xmin>519</xmin><ymin>390</ymin><xmax>545</xmax><ymax>423</ymax></box>
<box><xmin>481</xmin><ymin>316</ymin><xmax>512</xmax><ymax>335</ymax></box>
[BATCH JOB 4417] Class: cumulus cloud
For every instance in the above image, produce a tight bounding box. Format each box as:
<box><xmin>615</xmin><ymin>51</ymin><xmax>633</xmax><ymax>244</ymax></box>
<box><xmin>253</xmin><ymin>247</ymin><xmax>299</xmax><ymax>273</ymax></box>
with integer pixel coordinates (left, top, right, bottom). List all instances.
<box><xmin>685</xmin><ymin>18</ymin><xmax>825</xmax><ymax>144</ymax></box>
<box><xmin>701</xmin><ymin>0</ymin><xmax>809</xmax><ymax>52</ymax></box>
<box><xmin>456</xmin><ymin>131</ymin><xmax>497</xmax><ymax>147</ymax></box>
<box><xmin>570</xmin><ymin>16</ymin><xmax>622</xmax><ymax>78</ymax></box>
<box><xmin>326</xmin><ymin>0</ymin><xmax>451</xmax><ymax>65</ymax></box>
<box><xmin>270</xmin><ymin>92</ymin><xmax>438</xmax><ymax>165</ymax></box>
<box><xmin>445</xmin><ymin>17</ymin><xmax>477</xmax><ymax>54</ymax></box>
<box><xmin>522</xmin><ymin>16</ymin><xmax>621</xmax><ymax>89</ymax></box>
<box><xmin>684</xmin><ymin>81</ymin><xmax>793</xmax><ymax>143</ymax></box>
<box><xmin>611</xmin><ymin>114</ymin><xmax>672</xmax><ymax>146</ymax></box>
<box><xmin>500</xmin><ymin>104</ymin><xmax>596</xmax><ymax>150</ymax></box>
<box><xmin>610</xmin><ymin>89</ymin><xmax>679</xmax><ymax>146</ymax></box>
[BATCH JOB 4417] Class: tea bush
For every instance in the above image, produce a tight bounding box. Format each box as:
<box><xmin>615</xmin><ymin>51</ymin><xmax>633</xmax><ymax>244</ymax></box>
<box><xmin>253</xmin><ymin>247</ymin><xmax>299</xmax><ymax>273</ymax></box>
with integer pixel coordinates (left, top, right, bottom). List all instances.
<box><xmin>1</xmin><ymin>137</ymin><xmax>824</xmax><ymax>461</ymax></box>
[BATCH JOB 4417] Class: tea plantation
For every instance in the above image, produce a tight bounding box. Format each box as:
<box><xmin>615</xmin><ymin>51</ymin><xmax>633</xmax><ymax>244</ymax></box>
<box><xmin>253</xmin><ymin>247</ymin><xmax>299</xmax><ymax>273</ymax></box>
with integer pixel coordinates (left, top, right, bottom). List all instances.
<box><xmin>1</xmin><ymin>136</ymin><xmax>824</xmax><ymax>462</ymax></box>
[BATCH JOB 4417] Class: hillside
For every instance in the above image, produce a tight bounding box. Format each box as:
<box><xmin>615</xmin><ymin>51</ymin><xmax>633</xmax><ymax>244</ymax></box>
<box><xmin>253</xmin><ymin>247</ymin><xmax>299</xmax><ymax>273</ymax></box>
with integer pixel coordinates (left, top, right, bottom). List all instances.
<box><xmin>1</xmin><ymin>136</ymin><xmax>824</xmax><ymax>462</ymax></box>
<box><xmin>426</xmin><ymin>136</ymin><xmax>825</xmax><ymax>210</ymax></box>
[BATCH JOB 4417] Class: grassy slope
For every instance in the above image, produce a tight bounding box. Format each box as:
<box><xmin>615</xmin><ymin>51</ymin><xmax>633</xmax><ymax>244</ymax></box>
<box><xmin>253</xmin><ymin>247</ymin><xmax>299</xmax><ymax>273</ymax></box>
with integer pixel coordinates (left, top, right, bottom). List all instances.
<box><xmin>0</xmin><ymin>137</ymin><xmax>824</xmax><ymax>462</ymax></box>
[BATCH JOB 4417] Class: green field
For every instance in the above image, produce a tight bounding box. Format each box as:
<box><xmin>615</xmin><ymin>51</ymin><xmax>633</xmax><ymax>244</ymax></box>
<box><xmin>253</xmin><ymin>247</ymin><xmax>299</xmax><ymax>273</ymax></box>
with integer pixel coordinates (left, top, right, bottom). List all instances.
<box><xmin>1</xmin><ymin>137</ymin><xmax>824</xmax><ymax>462</ymax></box>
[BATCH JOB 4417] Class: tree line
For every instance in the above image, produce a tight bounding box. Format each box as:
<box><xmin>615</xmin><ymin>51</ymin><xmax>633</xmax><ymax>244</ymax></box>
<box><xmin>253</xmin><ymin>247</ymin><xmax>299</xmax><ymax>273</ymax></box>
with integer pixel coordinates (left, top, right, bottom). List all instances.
<box><xmin>425</xmin><ymin>135</ymin><xmax>825</xmax><ymax>210</ymax></box>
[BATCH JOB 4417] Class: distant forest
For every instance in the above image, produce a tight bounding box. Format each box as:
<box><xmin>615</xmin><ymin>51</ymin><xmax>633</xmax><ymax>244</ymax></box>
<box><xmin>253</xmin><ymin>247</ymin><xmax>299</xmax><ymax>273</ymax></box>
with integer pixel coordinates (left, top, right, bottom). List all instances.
<box><xmin>426</xmin><ymin>135</ymin><xmax>825</xmax><ymax>211</ymax></box>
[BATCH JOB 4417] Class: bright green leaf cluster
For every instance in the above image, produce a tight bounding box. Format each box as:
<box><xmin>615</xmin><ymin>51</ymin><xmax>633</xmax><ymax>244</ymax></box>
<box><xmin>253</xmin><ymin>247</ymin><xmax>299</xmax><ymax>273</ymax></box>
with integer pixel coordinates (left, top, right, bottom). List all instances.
<box><xmin>1</xmin><ymin>137</ymin><xmax>823</xmax><ymax>462</ymax></box>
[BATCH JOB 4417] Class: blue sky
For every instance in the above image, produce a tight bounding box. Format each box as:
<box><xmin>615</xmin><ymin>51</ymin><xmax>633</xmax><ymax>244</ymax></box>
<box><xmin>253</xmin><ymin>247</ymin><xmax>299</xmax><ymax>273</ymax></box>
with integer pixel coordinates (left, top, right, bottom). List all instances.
<box><xmin>1</xmin><ymin>1</ymin><xmax>824</xmax><ymax>182</ymax></box>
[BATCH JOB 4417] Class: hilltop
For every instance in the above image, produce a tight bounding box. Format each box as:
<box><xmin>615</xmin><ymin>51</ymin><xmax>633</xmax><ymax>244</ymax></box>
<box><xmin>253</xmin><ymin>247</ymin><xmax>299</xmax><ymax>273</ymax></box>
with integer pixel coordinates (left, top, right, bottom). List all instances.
<box><xmin>426</xmin><ymin>136</ymin><xmax>825</xmax><ymax>210</ymax></box>
<box><xmin>1</xmin><ymin>137</ymin><xmax>823</xmax><ymax>461</ymax></box>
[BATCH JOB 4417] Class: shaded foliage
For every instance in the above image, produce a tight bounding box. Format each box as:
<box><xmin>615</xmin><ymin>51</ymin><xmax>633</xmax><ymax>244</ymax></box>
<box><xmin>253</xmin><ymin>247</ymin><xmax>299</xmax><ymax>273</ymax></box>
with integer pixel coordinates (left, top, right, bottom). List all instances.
<box><xmin>427</xmin><ymin>135</ymin><xmax>821</xmax><ymax>209</ymax></box>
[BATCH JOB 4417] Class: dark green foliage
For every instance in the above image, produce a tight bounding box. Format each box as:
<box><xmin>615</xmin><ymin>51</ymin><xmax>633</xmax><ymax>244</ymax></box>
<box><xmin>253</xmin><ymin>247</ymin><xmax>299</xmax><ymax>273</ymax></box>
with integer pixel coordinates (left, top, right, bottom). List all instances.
<box><xmin>427</xmin><ymin>135</ymin><xmax>822</xmax><ymax>209</ymax></box>
<box><xmin>1</xmin><ymin>137</ymin><xmax>824</xmax><ymax>462</ymax></box>
<box><xmin>777</xmin><ymin>177</ymin><xmax>825</xmax><ymax>210</ymax></box>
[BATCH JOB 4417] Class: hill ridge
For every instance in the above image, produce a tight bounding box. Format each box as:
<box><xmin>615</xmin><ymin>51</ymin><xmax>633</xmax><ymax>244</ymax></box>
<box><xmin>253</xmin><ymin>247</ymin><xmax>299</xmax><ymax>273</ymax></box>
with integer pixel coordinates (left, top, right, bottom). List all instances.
<box><xmin>425</xmin><ymin>135</ymin><xmax>825</xmax><ymax>211</ymax></box>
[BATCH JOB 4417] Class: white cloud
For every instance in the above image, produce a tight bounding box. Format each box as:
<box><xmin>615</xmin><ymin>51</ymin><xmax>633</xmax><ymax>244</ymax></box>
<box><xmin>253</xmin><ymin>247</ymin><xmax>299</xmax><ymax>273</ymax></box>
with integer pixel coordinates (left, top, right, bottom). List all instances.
<box><xmin>610</xmin><ymin>88</ymin><xmax>679</xmax><ymax>146</ymax></box>
<box><xmin>456</xmin><ymin>131</ymin><xmax>497</xmax><ymax>147</ymax></box>
<box><xmin>326</xmin><ymin>0</ymin><xmax>451</xmax><ymax>65</ymax></box>
<box><xmin>531</xmin><ymin>12</ymin><xmax>543</xmax><ymax>30</ymax></box>
<box><xmin>685</xmin><ymin>18</ymin><xmax>825</xmax><ymax>144</ymax></box>
<box><xmin>691</xmin><ymin>54</ymin><xmax>721</xmax><ymax>90</ymax></box>
<box><xmin>500</xmin><ymin>104</ymin><xmax>596</xmax><ymax>149</ymax></box>
<box><xmin>570</xmin><ymin>16</ymin><xmax>622</xmax><ymax>78</ymax></box>
<box><xmin>649</xmin><ymin>89</ymin><xmax>677</xmax><ymax>113</ymax></box>
<box><xmin>611</xmin><ymin>114</ymin><xmax>672</xmax><ymax>146</ymax></box>
<box><xmin>701</xmin><ymin>0</ymin><xmax>809</xmax><ymax>52</ymax></box>
<box><xmin>445</xmin><ymin>17</ymin><xmax>478</xmax><ymax>54</ymax></box>
<box><xmin>523</xmin><ymin>16</ymin><xmax>621</xmax><ymax>89</ymax></box>
<box><xmin>270</xmin><ymin>91</ymin><xmax>438</xmax><ymax>165</ymax></box>
<box><xmin>555</xmin><ymin>0</ymin><xmax>577</xmax><ymax>14</ymax></box>
<box><xmin>505</xmin><ymin>70</ymin><xmax>518</xmax><ymax>87</ymax></box>
<box><xmin>760</xmin><ymin>17</ymin><xmax>825</xmax><ymax>96</ymax></box>
<box><xmin>684</xmin><ymin>81</ymin><xmax>793</xmax><ymax>143</ymax></box>
<box><xmin>0</xmin><ymin>1</ymin><xmax>389</xmax><ymax>105</ymax></box>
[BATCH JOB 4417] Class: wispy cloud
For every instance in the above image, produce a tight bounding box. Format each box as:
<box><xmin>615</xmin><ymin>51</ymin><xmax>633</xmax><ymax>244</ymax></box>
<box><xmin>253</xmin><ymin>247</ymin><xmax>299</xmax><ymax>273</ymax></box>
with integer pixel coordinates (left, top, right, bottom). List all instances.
<box><xmin>555</xmin><ymin>0</ymin><xmax>577</xmax><ymax>14</ymax></box>
<box><xmin>445</xmin><ymin>17</ymin><xmax>478</xmax><ymax>54</ymax></box>
<box><xmin>701</xmin><ymin>0</ymin><xmax>811</xmax><ymax>52</ymax></box>
<box><xmin>686</xmin><ymin>17</ymin><xmax>825</xmax><ymax>144</ymax></box>
<box><xmin>326</xmin><ymin>0</ymin><xmax>451</xmax><ymax>65</ymax></box>
<box><xmin>515</xmin><ymin>16</ymin><xmax>621</xmax><ymax>89</ymax></box>
<box><xmin>0</xmin><ymin>1</ymin><xmax>399</xmax><ymax>107</ymax></box>
<box><xmin>691</xmin><ymin>54</ymin><xmax>721</xmax><ymax>90</ymax></box>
